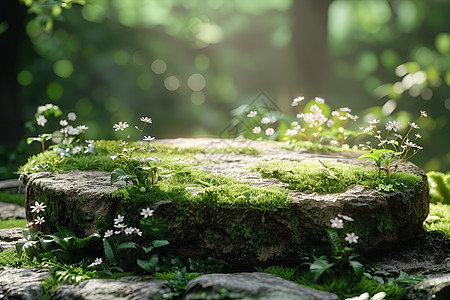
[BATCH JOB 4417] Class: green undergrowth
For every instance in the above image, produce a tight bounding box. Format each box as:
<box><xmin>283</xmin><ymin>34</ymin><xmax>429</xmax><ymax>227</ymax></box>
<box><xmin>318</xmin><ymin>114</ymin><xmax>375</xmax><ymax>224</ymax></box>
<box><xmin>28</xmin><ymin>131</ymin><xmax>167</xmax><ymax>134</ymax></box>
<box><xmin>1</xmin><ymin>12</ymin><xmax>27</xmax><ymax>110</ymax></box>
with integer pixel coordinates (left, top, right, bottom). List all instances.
<box><xmin>281</xmin><ymin>141</ymin><xmax>362</xmax><ymax>153</ymax></box>
<box><xmin>0</xmin><ymin>218</ymin><xmax>27</xmax><ymax>229</ymax></box>
<box><xmin>0</xmin><ymin>249</ymin><xmax>40</xmax><ymax>268</ymax></box>
<box><xmin>262</xmin><ymin>265</ymin><xmax>406</xmax><ymax>300</ymax></box>
<box><xmin>153</xmin><ymin>271</ymin><xmax>201</xmax><ymax>281</ymax></box>
<box><xmin>254</xmin><ymin>160</ymin><xmax>422</xmax><ymax>194</ymax></box>
<box><xmin>113</xmin><ymin>159</ymin><xmax>289</xmax><ymax>211</ymax></box>
<box><xmin>425</xmin><ymin>203</ymin><xmax>450</xmax><ymax>235</ymax></box>
<box><xmin>0</xmin><ymin>190</ymin><xmax>25</xmax><ymax>206</ymax></box>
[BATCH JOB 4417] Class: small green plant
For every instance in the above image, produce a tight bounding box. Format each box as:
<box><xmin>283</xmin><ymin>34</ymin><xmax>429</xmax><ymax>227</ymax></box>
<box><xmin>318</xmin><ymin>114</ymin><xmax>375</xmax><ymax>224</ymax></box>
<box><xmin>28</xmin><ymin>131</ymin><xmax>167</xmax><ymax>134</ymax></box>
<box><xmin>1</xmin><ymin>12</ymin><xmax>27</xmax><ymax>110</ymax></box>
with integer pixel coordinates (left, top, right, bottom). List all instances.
<box><xmin>356</xmin><ymin>111</ymin><xmax>427</xmax><ymax>175</ymax></box>
<box><xmin>109</xmin><ymin>117</ymin><xmax>174</xmax><ymax>187</ymax></box>
<box><xmin>102</xmin><ymin>209</ymin><xmax>169</xmax><ymax>273</ymax></box>
<box><xmin>427</xmin><ymin>171</ymin><xmax>450</xmax><ymax>205</ymax></box>
<box><xmin>300</xmin><ymin>215</ymin><xmax>362</xmax><ymax>283</ymax></box>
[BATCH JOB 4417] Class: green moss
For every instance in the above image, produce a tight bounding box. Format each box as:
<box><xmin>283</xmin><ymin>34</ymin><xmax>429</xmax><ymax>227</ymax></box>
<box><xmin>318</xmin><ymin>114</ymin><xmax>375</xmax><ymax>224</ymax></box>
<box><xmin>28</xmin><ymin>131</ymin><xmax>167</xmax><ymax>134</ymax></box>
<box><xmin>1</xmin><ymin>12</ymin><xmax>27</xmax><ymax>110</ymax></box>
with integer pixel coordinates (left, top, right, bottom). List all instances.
<box><xmin>0</xmin><ymin>249</ymin><xmax>40</xmax><ymax>268</ymax></box>
<box><xmin>0</xmin><ymin>218</ymin><xmax>27</xmax><ymax>229</ymax></box>
<box><xmin>281</xmin><ymin>141</ymin><xmax>362</xmax><ymax>153</ymax></box>
<box><xmin>0</xmin><ymin>191</ymin><xmax>25</xmax><ymax>206</ymax></box>
<box><xmin>254</xmin><ymin>160</ymin><xmax>421</xmax><ymax>194</ymax></box>
<box><xmin>428</xmin><ymin>171</ymin><xmax>450</xmax><ymax>205</ymax></box>
<box><xmin>153</xmin><ymin>272</ymin><xmax>201</xmax><ymax>281</ymax></box>
<box><xmin>425</xmin><ymin>203</ymin><xmax>450</xmax><ymax>235</ymax></box>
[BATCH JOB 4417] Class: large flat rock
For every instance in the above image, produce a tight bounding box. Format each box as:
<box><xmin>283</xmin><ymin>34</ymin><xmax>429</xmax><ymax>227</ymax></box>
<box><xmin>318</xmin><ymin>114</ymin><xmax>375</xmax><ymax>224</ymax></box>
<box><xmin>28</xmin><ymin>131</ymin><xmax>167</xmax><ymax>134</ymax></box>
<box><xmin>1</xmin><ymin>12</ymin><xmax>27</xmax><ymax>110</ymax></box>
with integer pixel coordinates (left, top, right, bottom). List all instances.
<box><xmin>22</xmin><ymin>138</ymin><xmax>429</xmax><ymax>266</ymax></box>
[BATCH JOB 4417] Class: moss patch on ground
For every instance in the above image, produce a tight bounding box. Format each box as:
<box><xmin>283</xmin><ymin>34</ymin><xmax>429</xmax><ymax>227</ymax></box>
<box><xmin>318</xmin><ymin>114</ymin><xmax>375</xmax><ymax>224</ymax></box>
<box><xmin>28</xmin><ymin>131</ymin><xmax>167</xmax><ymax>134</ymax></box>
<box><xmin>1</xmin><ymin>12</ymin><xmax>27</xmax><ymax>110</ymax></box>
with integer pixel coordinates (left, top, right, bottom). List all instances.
<box><xmin>425</xmin><ymin>203</ymin><xmax>450</xmax><ymax>235</ymax></box>
<box><xmin>0</xmin><ymin>218</ymin><xmax>27</xmax><ymax>229</ymax></box>
<box><xmin>0</xmin><ymin>191</ymin><xmax>25</xmax><ymax>206</ymax></box>
<box><xmin>254</xmin><ymin>160</ymin><xmax>422</xmax><ymax>194</ymax></box>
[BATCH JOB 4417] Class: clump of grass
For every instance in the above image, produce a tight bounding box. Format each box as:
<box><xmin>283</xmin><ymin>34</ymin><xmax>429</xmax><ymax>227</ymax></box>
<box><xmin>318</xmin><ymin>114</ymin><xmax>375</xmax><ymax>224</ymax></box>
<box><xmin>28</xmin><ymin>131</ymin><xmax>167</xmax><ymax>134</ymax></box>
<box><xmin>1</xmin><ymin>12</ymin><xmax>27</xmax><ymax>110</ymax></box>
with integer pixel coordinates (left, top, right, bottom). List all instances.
<box><xmin>425</xmin><ymin>203</ymin><xmax>450</xmax><ymax>235</ymax></box>
<box><xmin>0</xmin><ymin>191</ymin><xmax>25</xmax><ymax>206</ymax></box>
<box><xmin>0</xmin><ymin>218</ymin><xmax>27</xmax><ymax>229</ymax></box>
<box><xmin>0</xmin><ymin>249</ymin><xmax>40</xmax><ymax>268</ymax></box>
<box><xmin>254</xmin><ymin>160</ymin><xmax>422</xmax><ymax>194</ymax></box>
<box><xmin>153</xmin><ymin>272</ymin><xmax>201</xmax><ymax>281</ymax></box>
<box><xmin>262</xmin><ymin>265</ymin><xmax>406</xmax><ymax>300</ymax></box>
<box><xmin>281</xmin><ymin>141</ymin><xmax>361</xmax><ymax>153</ymax></box>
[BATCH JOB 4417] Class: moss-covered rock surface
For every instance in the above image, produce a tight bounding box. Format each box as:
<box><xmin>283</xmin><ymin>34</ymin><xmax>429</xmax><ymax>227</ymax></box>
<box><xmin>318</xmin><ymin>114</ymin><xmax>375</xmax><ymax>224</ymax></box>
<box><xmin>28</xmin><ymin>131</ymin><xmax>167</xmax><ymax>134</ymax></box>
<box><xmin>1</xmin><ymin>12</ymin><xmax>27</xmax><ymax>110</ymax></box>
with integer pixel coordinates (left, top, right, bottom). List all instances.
<box><xmin>21</xmin><ymin>138</ymin><xmax>430</xmax><ymax>266</ymax></box>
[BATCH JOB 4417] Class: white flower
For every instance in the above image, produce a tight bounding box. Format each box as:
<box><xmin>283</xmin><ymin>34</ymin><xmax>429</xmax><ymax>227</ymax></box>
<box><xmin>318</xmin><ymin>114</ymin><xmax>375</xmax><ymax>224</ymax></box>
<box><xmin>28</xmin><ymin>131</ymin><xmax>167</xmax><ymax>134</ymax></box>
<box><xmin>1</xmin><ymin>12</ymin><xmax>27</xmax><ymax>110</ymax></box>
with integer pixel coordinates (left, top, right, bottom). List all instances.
<box><xmin>291</xmin><ymin>96</ymin><xmax>304</xmax><ymax>106</ymax></box>
<box><xmin>331</xmin><ymin>111</ymin><xmax>340</xmax><ymax>117</ymax></box>
<box><xmin>326</xmin><ymin>119</ymin><xmax>335</xmax><ymax>128</ymax></box>
<box><xmin>338</xmin><ymin>127</ymin><xmax>345</xmax><ymax>133</ymax></box>
<box><xmin>86</xmin><ymin>139</ymin><xmax>94</xmax><ymax>144</ymax></box>
<box><xmin>140</xmin><ymin>117</ymin><xmax>152</xmax><ymax>123</ymax></box>
<box><xmin>261</xmin><ymin>117</ymin><xmax>271</xmax><ymax>124</ymax></box>
<box><xmin>104</xmin><ymin>229</ymin><xmax>114</xmax><ymax>238</ymax></box>
<box><xmin>338</xmin><ymin>116</ymin><xmax>347</xmax><ymax>121</ymax></box>
<box><xmin>363</xmin><ymin>125</ymin><xmax>374</xmax><ymax>133</ymax></box>
<box><xmin>89</xmin><ymin>258</ymin><xmax>103</xmax><ymax>267</ymax></box>
<box><xmin>408</xmin><ymin>122</ymin><xmax>419</xmax><ymax>129</ymax></box>
<box><xmin>124</xmin><ymin>227</ymin><xmax>134</xmax><ymax>235</ymax></box>
<box><xmin>36</xmin><ymin>115</ymin><xmax>47</xmax><ymax>127</ymax></box>
<box><xmin>385</xmin><ymin>120</ymin><xmax>402</xmax><ymax>132</ymax></box>
<box><xmin>350</xmin><ymin>115</ymin><xmax>359</xmax><ymax>120</ymax></box>
<box><xmin>330</xmin><ymin>217</ymin><xmax>343</xmax><ymax>229</ymax></box>
<box><xmin>60</xmin><ymin>120</ymin><xmax>68</xmax><ymax>127</ymax></box>
<box><xmin>67</xmin><ymin>112</ymin><xmax>77</xmax><ymax>121</ymax></box>
<box><xmin>286</xmin><ymin>129</ymin><xmax>298</xmax><ymax>136</ymax></box>
<box><xmin>315</xmin><ymin>97</ymin><xmax>325</xmax><ymax>104</ymax></box>
<box><xmin>35</xmin><ymin>216</ymin><xmax>45</xmax><ymax>225</ymax></box>
<box><xmin>72</xmin><ymin>146</ymin><xmax>82</xmax><ymax>154</ymax></box>
<box><xmin>140</xmin><ymin>208</ymin><xmax>154</xmax><ymax>218</ymax></box>
<box><xmin>247</xmin><ymin>111</ymin><xmax>257</xmax><ymax>118</ymax></box>
<box><xmin>265</xmin><ymin>128</ymin><xmax>275</xmax><ymax>136</ymax></box>
<box><xmin>404</xmin><ymin>140</ymin><xmax>416</xmax><ymax>148</ymax></box>
<box><xmin>345</xmin><ymin>232</ymin><xmax>359</xmax><ymax>244</ymax></box>
<box><xmin>67</xmin><ymin>126</ymin><xmax>80</xmax><ymax>135</ymax></box>
<box><xmin>420</xmin><ymin>111</ymin><xmax>427</xmax><ymax>117</ymax></box>
<box><xmin>415</xmin><ymin>133</ymin><xmax>421</xmax><ymax>139</ymax></box>
<box><xmin>30</xmin><ymin>201</ymin><xmax>47</xmax><ymax>213</ymax></box>
<box><xmin>252</xmin><ymin>126</ymin><xmax>261</xmax><ymax>134</ymax></box>
<box><xmin>26</xmin><ymin>221</ymin><xmax>34</xmax><ymax>228</ymax></box>
<box><xmin>394</xmin><ymin>133</ymin><xmax>403</xmax><ymax>139</ymax></box>
<box><xmin>113</xmin><ymin>122</ymin><xmax>129</xmax><ymax>131</ymax></box>
<box><xmin>340</xmin><ymin>107</ymin><xmax>351</xmax><ymax>112</ymax></box>
<box><xmin>119</xmin><ymin>141</ymin><xmax>128</xmax><ymax>147</ymax></box>
<box><xmin>114</xmin><ymin>223</ymin><xmax>126</xmax><ymax>230</ymax></box>
<box><xmin>143</xmin><ymin>136</ymin><xmax>155</xmax><ymax>142</ymax></box>
<box><xmin>114</xmin><ymin>214</ymin><xmax>124</xmax><ymax>224</ymax></box>
<box><xmin>77</xmin><ymin>125</ymin><xmax>88</xmax><ymax>131</ymax></box>
<box><xmin>368</xmin><ymin>119</ymin><xmax>380</xmax><ymax>125</ymax></box>
<box><xmin>134</xmin><ymin>228</ymin><xmax>142</xmax><ymax>236</ymax></box>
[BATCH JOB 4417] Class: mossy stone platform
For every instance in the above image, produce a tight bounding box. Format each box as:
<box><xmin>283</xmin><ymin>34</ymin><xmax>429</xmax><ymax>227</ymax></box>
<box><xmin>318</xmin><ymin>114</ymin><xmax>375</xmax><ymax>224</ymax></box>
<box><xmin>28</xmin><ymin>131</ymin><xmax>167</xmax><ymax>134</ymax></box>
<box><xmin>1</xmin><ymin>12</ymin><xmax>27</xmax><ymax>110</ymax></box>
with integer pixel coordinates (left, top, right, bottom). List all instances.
<box><xmin>22</xmin><ymin>138</ymin><xmax>429</xmax><ymax>267</ymax></box>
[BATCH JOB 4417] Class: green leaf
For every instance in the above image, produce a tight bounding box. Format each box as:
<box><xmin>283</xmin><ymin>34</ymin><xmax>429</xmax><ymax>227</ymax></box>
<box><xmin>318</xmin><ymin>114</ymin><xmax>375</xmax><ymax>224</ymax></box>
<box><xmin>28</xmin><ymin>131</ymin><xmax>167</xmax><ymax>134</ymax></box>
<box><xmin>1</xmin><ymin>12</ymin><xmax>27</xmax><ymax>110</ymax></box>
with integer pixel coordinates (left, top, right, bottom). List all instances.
<box><xmin>117</xmin><ymin>242</ymin><xmax>137</xmax><ymax>250</ymax></box>
<box><xmin>110</xmin><ymin>169</ymin><xmax>137</xmax><ymax>185</ymax></box>
<box><xmin>103</xmin><ymin>238</ymin><xmax>115</xmax><ymax>263</ymax></box>
<box><xmin>56</xmin><ymin>224</ymin><xmax>76</xmax><ymax>238</ymax></box>
<box><xmin>349</xmin><ymin>260</ymin><xmax>363</xmax><ymax>281</ymax></box>
<box><xmin>137</xmin><ymin>254</ymin><xmax>159</xmax><ymax>273</ymax></box>
<box><xmin>310</xmin><ymin>259</ymin><xmax>334</xmax><ymax>282</ymax></box>
<box><xmin>325</xmin><ymin>229</ymin><xmax>342</xmax><ymax>256</ymax></box>
<box><xmin>152</xmin><ymin>239</ymin><xmax>169</xmax><ymax>248</ymax></box>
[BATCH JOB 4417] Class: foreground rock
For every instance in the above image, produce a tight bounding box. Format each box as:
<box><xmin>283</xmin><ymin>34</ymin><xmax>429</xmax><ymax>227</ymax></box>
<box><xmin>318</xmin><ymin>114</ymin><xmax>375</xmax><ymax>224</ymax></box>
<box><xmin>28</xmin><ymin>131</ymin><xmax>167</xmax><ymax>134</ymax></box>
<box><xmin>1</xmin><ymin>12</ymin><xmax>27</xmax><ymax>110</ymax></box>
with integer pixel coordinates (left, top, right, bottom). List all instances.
<box><xmin>0</xmin><ymin>266</ymin><xmax>50</xmax><ymax>299</ymax></box>
<box><xmin>0</xmin><ymin>202</ymin><xmax>25</xmax><ymax>220</ymax></box>
<box><xmin>405</xmin><ymin>274</ymin><xmax>450</xmax><ymax>300</ymax></box>
<box><xmin>184</xmin><ymin>272</ymin><xmax>339</xmax><ymax>300</ymax></box>
<box><xmin>22</xmin><ymin>138</ymin><xmax>429</xmax><ymax>266</ymax></box>
<box><xmin>0</xmin><ymin>227</ymin><xmax>23</xmax><ymax>251</ymax></box>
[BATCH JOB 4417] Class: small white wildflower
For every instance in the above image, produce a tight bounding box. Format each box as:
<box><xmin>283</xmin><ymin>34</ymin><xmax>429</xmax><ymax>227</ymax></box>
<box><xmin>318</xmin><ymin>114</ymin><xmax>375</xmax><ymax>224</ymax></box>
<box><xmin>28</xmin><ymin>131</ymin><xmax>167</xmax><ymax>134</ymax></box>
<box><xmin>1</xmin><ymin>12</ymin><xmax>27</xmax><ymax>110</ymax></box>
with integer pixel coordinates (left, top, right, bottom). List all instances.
<box><xmin>404</xmin><ymin>140</ymin><xmax>416</xmax><ymax>148</ymax></box>
<box><xmin>330</xmin><ymin>217</ymin><xmax>344</xmax><ymax>229</ymax></box>
<box><xmin>265</xmin><ymin>128</ymin><xmax>275</xmax><ymax>136</ymax></box>
<box><xmin>345</xmin><ymin>232</ymin><xmax>359</xmax><ymax>244</ymax></box>
<box><xmin>350</xmin><ymin>115</ymin><xmax>359</xmax><ymax>120</ymax></box>
<box><xmin>89</xmin><ymin>258</ymin><xmax>102</xmax><ymax>267</ymax></box>
<box><xmin>408</xmin><ymin>122</ymin><xmax>419</xmax><ymax>129</ymax></box>
<box><xmin>143</xmin><ymin>136</ymin><xmax>155</xmax><ymax>142</ymax></box>
<box><xmin>261</xmin><ymin>117</ymin><xmax>271</xmax><ymax>124</ymax></box>
<box><xmin>113</xmin><ymin>122</ymin><xmax>129</xmax><ymax>131</ymax></box>
<box><xmin>67</xmin><ymin>112</ymin><xmax>77</xmax><ymax>121</ymax></box>
<box><xmin>326</xmin><ymin>119</ymin><xmax>335</xmax><ymax>128</ymax></box>
<box><xmin>340</xmin><ymin>107</ymin><xmax>351</xmax><ymax>112</ymax></box>
<box><xmin>134</xmin><ymin>228</ymin><xmax>142</xmax><ymax>236</ymax></box>
<box><xmin>72</xmin><ymin>146</ymin><xmax>82</xmax><ymax>154</ymax></box>
<box><xmin>104</xmin><ymin>229</ymin><xmax>114</xmax><ymax>238</ymax></box>
<box><xmin>416</xmin><ymin>145</ymin><xmax>423</xmax><ymax>150</ymax></box>
<box><xmin>124</xmin><ymin>227</ymin><xmax>134</xmax><ymax>235</ymax></box>
<box><xmin>368</xmin><ymin>119</ymin><xmax>380</xmax><ymax>125</ymax></box>
<box><xmin>252</xmin><ymin>126</ymin><xmax>261</xmax><ymax>134</ymax></box>
<box><xmin>67</xmin><ymin>126</ymin><xmax>80</xmax><ymax>135</ymax></box>
<box><xmin>77</xmin><ymin>125</ymin><xmax>88</xmax><ymax>131</ymax></box>
<box><xmin>114</xmin><ymin>223</ymin><xmax>126</xmax><ymax>230</ymax></box>
<box><xmin>26</xmin><ymin>221</ymin><xmax>34</xmax><ymax>228</ymax></box>
<box><xmin>338</xmin><ymin>127</ymin><xmax>345</xmax><ymax>133</ymax></box>
<box><xmin>30</xmin><ymin>201</ymin><xmax>47</xmax><ymax>213</ymax></box>
<box><xmin>363</xmin><ymin>125</ymin><xmax>374</xmax><ymax>133</ymax></box>
<box><xmin>140</xmin><ymin>208</ymin><xmax>154</xmax><ymax>218</ymax></box>
<box><xmin>36</xmin><ymin>115</ymin><xmax>47</xmax><ymax>127</ymax></box>
<box><xmin>119</xmin><ymin>141</ymin><xmax>128</xmax><ymax>147</ymax></box>
<box><xmin>415</xmin><ymin>133</ymin><xmax>421</xmax><ymax>139</ymax></box>
<box><xmin>60</xmin><ymin>120</ymin><xmax>68</xmax><ymax>127</ymax></box>
<box><xmin>331</xmin><ymin>111</ymin><xmax>339</xmax><ymax>117</ymax></box>
<box><xmin>315</xmin><ymin>97</ymin><xmax>325</xmax><ymax>104</ymax></box>
<box><xmin>247</xmin><ymin>111</ymin><xmax>257</xmax><ymax>118</ymax></box>
<box><xmin>420</xmin><ymin>111</ymin><xmax>427</xmax><ymax>117</ymax></box>
<box><xmin>291</xmin><ymin>96</ymin><xmax>304</xmax><ymax>106</ymax></box>
<box><xmin>114</xmin><ymin>214</ymin><xmax>124</xmax><ymax>224</ymax></box>
<box><xmin>286</xmin><ymin>129</ymin><xmax>298</xmax><ymax>136</ymax></box>
<box><xmin>34</xmin><ymin>216</ymin><xmax>45</xmax><ymax>225</ymax></box>
<box><xmin>338</xmin><ymin>116</ymin><xmax>347</xmax><ymax>121</ymax></box>
<box><xmin>85</xmin><ymin>139</ymin><xmax>94</xmax><ymax>144</ymax></box>
<box><xmin>140</xmin><ymin>117</ymin><xmax>152</xmax><ymax>123</ymax></box>
<box><xmin>386</xmin><ymin>120</ymin><xmax>402</xmax><ymax>132</ymax></box>
<box><xmin>394</xmin><ymin>133</ymin><xmax>403</xmax><ymax>139</ymax></box>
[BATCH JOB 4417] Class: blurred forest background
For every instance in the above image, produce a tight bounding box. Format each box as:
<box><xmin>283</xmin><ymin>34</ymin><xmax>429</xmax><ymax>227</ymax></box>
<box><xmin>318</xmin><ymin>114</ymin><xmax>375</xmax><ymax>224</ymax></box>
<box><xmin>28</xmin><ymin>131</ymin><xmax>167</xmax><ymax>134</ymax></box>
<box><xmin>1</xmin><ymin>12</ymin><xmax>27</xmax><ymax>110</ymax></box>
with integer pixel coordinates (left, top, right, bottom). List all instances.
<box><xmin>0</xmin><ymin>0</ymin><xmax>449</xmax><ymax>180</ymax></box>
